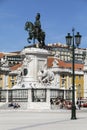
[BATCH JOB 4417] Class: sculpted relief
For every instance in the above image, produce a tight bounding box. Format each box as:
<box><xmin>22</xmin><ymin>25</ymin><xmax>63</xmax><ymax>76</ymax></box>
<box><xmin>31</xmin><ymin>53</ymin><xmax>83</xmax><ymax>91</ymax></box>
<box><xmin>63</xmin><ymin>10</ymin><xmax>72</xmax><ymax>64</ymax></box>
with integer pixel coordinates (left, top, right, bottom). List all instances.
<box><xmin>38</xmin><ymin>69</ymin><xmax>54</xmax><ymax>84</ymax></box>
<box><xmin>38</xmin><ymin>60</ymin><xmax>54</xmax><ymax>84</ymax></box>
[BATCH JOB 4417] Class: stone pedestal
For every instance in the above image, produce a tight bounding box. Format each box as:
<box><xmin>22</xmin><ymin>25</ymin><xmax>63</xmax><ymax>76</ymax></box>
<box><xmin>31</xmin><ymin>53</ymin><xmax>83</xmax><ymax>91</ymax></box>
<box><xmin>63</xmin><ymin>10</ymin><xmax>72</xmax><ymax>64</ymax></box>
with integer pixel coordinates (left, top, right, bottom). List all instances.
<box><xmin>20</xmin><ymin>47</ymin><xmax>51</xmax><ymax>87</ymax></box>
<box><xmin>27</xmin><ymin>89</ymin><xmax>50</xmax><ymax>110</ymax></box>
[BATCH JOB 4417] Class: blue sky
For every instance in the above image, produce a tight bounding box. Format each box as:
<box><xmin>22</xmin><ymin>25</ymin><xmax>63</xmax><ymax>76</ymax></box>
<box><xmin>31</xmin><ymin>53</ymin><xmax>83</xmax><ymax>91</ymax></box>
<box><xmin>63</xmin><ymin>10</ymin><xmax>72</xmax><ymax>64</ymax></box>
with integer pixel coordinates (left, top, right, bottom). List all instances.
<box><xmin>0</xmin><ymin>0</ymin><xmax>87</xmax><ymax>52</ymax></box>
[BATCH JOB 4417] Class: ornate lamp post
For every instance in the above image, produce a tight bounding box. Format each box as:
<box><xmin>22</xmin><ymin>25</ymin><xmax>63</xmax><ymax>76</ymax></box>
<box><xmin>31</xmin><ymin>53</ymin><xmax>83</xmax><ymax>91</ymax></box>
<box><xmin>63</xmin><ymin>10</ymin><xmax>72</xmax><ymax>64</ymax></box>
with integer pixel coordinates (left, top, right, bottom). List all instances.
<box><xmin>65</xmin><ymin>28</ymin><xmax>81</xmax><ymax>120</ymax></box>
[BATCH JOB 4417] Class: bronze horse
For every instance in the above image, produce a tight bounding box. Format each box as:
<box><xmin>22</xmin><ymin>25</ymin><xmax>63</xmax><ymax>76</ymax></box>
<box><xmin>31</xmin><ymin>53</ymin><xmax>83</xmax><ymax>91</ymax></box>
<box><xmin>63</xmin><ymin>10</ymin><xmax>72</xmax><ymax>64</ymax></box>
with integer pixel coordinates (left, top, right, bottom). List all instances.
<box><xmin>25</xmin><ymin>21</ymin><xmax>45</xmax><ymax>48</ymax></box>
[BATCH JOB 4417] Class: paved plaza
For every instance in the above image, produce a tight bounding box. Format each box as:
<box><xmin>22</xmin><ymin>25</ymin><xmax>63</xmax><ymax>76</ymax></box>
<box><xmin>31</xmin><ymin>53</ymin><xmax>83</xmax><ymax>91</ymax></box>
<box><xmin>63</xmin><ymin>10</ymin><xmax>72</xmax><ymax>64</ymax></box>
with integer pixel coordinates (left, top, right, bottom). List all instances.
<box><xmin>0</xmin><ymin>109</ymin><xmax>87</xmax><ymax>130</ymax></box>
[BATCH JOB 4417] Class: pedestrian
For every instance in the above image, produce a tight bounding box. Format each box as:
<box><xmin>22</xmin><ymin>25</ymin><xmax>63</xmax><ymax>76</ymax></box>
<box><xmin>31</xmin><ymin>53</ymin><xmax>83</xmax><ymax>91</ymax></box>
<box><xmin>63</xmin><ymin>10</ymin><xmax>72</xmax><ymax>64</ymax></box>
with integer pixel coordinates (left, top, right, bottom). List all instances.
<box><xmin>77</xmin><ymin>99</ymin><xmax>81</xmax><ymax>110</ymax></box>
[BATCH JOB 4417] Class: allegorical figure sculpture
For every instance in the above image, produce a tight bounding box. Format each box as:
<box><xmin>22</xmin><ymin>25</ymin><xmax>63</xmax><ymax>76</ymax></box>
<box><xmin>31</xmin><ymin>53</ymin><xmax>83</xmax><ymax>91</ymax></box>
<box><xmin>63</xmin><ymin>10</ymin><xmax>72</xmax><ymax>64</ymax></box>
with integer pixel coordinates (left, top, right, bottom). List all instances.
<box><xmin>38</xmin><ymin>68</ymin><xmax>54</xmax><ymax>84</ymax></box>
<box><xmin>25</xmin><ymin>13</ymin><xmax>45</xmax><ymax>48</ymax></box>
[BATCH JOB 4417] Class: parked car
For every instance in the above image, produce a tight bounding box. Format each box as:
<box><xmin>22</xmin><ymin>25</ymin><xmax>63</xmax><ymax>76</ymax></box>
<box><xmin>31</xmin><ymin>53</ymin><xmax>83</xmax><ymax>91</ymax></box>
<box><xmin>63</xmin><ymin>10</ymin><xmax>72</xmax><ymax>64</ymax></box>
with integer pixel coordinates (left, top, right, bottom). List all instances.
<box><xmin>78</xmin><ymin>98</ymin><xmax>87</xmax><ymax>108</ymax></box>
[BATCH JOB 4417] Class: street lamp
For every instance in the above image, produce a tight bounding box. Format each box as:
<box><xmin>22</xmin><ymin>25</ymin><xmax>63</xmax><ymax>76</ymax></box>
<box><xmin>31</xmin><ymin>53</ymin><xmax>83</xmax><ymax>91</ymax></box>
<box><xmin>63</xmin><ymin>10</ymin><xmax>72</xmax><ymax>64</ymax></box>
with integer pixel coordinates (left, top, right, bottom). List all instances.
<box><xmin>65</xmin><ymin>28</ymin><xmax>82</xmax><ymax>120</ymax></box>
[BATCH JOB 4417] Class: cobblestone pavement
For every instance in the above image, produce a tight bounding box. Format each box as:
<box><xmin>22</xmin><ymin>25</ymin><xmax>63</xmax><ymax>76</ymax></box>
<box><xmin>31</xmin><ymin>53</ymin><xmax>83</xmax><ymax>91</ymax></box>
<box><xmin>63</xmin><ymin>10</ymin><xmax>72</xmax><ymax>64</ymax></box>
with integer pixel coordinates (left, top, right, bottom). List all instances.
<box><xmin>0</xmin><ymin>109</ymin><xmax>87</xmax><ymax>130</ymax></box>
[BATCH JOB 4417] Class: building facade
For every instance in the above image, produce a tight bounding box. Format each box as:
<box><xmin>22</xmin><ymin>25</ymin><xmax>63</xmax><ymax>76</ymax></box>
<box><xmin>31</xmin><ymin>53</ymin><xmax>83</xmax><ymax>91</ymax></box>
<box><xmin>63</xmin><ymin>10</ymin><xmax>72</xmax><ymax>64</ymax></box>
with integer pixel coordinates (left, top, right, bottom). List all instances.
<box><xmin>0</xmin><ymin>44</ymin><xmax>86</xmax><ymax>104</ymax></box>
<box><xmin>47</xmin><ymin>56</ymin><xmax>84</xmax><ymax>99</ymax></box>
<box><xmin>48</xmin><ymin>43</ymin><xmax>86</xmax><ymax>63</ymax></box>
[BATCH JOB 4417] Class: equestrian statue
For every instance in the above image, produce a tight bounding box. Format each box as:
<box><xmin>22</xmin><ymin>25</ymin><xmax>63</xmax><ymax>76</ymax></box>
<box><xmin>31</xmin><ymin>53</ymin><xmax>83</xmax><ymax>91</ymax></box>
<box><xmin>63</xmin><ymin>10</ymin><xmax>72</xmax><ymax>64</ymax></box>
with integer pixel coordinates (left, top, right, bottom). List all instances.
<box><xmin>25</xmin><ymin>13</ymin><xmax>45</xmax><ymax>48</ymax></box>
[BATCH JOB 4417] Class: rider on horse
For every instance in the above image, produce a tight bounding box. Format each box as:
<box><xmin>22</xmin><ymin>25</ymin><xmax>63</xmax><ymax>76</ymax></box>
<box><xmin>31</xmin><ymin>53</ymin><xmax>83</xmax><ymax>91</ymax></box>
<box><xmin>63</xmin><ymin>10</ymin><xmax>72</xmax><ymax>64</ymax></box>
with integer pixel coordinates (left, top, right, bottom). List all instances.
<box><xmin>34</xmin><ymin>13</ymin><xmax>41</xmax><ymax>30</ymax></box>
<box><xmin>25</xmin><ymin>13</ymin><xmax>45</xmax><ymax>48</ymax></box>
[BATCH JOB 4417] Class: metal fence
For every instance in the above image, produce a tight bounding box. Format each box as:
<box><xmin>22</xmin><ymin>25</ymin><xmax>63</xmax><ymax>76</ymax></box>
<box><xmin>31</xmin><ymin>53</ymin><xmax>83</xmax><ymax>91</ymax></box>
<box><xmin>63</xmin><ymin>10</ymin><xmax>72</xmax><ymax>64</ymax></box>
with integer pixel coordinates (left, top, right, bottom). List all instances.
<box><xmin>0</xmin><ymin>89</ymin><xmax>71</xmax><ymax>103</ymax></box>
<box><xmin>0</xmin><ymin>89</ymin><xmax>28</xmax><ymax>102</ymax></box>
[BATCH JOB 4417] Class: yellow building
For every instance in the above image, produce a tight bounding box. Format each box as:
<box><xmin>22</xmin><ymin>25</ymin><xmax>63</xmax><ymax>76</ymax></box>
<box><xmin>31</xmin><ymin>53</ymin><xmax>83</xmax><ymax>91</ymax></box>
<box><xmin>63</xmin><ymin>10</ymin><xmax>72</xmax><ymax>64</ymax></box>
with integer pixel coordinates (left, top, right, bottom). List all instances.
<box><xmin>75</xmin><ymin>75</ymin><xmax>84</xmax><ymax>99</ymax></box>
<box><xmin>47</xmin><ymin>57</ymin><xmax>84</xmax><ymax>99</ymax></box>
<box><xmin>8</xmin><ymin>63</ymin><xmax>22</xmax><ymax>89</ymax></box>
<box><xmin>0</xmin><ymin>51</ymin><xmax>84</xmax><ymax>100</ymax></box>
<box><xmin>0</xmin><ymin>52</ymin><xmax>22</xmax><ymax>89</ymax></box>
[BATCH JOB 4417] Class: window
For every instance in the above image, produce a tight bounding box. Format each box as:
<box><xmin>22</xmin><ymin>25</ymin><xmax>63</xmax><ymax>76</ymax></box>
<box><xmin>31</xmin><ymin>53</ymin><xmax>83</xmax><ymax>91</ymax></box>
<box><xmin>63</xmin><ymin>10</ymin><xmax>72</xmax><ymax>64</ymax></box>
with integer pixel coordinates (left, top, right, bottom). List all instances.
<box><xmin>62</xmin><ymin>74</ymin><xmax>65</xmax><ymax>78</ymax></box>
<box><xmin>78</xmin><ymin>84</ymin><xmax>81</xmax><ymax>98</ymax></box>
<box><xmin>78</xmin><ymin>75</ymin><xmax>81</xmax><ymax>79</ymax></box>
<box><xmin>12</xmin><ymin>76</ymin><xmax>14</xmax><ymax>79</ymax></box>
